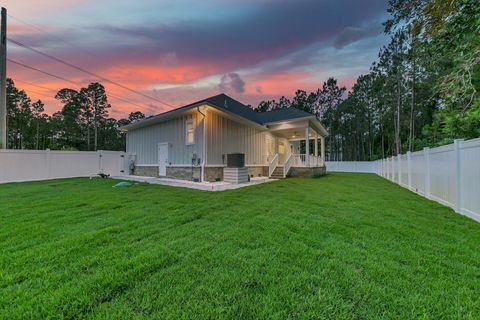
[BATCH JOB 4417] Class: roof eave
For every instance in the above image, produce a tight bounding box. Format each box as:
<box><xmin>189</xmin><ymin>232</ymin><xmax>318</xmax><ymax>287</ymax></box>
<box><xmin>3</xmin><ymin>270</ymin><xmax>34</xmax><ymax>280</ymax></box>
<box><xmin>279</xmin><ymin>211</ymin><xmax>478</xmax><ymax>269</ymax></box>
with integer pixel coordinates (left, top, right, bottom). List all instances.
<box><xmin>263</xmin><ymin>115</ymin><xmax>314</xmax><ymax>126</ymax></box>
<box><xmin>120</xmin><ymin>102</ymin><xmax>208</xmax><ymax>131</ymax></box>
<box><xmin>121</xmin><ymin>101</ymin><xmax>267</xmax><ymax>132</ymax></box>
<box><xmin>264</xmin><ymin>115</ymin><xmax>329</xmax><ymax>137</ymax></box>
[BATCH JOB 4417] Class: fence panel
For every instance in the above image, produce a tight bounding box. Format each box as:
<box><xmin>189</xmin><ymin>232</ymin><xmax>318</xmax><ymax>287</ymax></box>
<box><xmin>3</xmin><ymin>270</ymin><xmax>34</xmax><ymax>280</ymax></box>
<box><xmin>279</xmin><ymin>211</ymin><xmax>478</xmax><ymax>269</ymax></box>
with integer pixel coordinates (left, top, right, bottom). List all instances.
<box><xmin>410</xmin><ymin>150</ymin><xmax>425</xmax><ymax>195</ymax></box>
<box><xmin>460</xmin><ymin>138</ymin><xmax>480</xmax><ymax>218</ymax></box>
<box><xmin>392</xmin><ymin>156</ymin><xmax>399</xmax><ymax>183</ymax></box>
<box><xmin>100</xmin><ymin>151</ymin><xmax>127</xmax><ymax>176</ymax></box>
<box><xmin>327</xmin><ymin>138</ymin><xmax>480</xmax><ymax>222</ymax></box>
<box><xmin>428</xmin><ymin>144</ymin><xmax>456</xmax><ymax>207</ymax></box>
<box><xmin>0</xmin><ymin>150</ymin><xmax>126</xmax><ymax>184</ymax></box>
<box><xmin>400</xmin><ymin>154</ymin><xmax>408</xmax><ymax>188</ymax></box>
<box><xmin>325</xmin><ymin>161</ymin><xmax>376</xmax><ymax>173</ymax></box>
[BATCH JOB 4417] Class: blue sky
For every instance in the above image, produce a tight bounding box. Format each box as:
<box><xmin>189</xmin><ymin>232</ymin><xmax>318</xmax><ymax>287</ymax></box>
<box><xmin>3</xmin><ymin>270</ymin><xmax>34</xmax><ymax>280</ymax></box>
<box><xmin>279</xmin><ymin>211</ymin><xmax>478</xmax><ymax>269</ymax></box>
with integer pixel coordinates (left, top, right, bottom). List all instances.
<box><xmin>2</xmin><ymin>0</ymin><xmax>389</xmax><ymax>117</ymax></box>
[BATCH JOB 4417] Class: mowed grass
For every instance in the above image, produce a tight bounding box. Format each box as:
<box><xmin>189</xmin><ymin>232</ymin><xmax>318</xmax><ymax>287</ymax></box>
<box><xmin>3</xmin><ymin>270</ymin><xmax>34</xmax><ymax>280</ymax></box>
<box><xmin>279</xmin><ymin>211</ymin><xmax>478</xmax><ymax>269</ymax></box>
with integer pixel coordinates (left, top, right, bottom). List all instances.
<box><xmin>1</xmin><ymin>174</ymin><xmax>479</xmax><ymax>319</ymax></box>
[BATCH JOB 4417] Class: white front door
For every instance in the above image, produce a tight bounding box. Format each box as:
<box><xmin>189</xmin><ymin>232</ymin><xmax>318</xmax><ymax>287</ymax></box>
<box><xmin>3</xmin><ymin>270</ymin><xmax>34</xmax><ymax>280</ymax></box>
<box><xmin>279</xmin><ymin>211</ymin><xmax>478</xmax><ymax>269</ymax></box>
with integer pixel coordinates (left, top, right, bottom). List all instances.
<box><xmin>266</xmin><ymin>135</ymin><xmax>275</xmax><ymax>162</ymax></box>
<box><xmin>158</xmin><ymin>142</ymin><xmax>169</xmax><ymax>176</ymax></box>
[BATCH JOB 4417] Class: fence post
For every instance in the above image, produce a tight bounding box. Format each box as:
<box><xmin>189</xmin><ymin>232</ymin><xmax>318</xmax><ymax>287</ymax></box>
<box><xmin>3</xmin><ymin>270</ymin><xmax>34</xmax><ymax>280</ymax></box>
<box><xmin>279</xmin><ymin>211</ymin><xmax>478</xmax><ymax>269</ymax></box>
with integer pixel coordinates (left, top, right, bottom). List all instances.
<box><xmin>407</xmin><ymin>151</ymin><xmax>412</xmax><ymax>190</ymax></box>
<box><xmin>424</xmin><ymin>147</ymin><xmax>430</xmax><ymax>199</ymax></box>
<box><xmin>46</xmin><ymin>149</ymin><xmax>51</xmax><ymax>179</ymax></box>
<box><xmin>98</xmin><ymin>150</ymin><xmax>103</xmax><ymax>173</ymax></box>
<box><xmin>388</xmin><ymin>156</ymin><xmax>394</xmax><ymax>181</ymax></box>
<box><xmin>393</xmin><ymin>156</ymin><xmax>396</xmax><ymax>182</ymax></box>
<box><xmin>384</xmin><ymin>158</ymin><xmax>387</xmax><ymax>178</ymax></box>
<box><xmin>398</xmin><ymin>155</ymin><xmax>402</xmax><ymax>185</ymax></box>
<box><xmin>387</xmin><ymin>157</ymin><xmax>390</xmax><ymax>180</ymax></box>
<box><xmin>454</xmin><ymin>139</ymin><xmax>464</xmax><ymax>213</ymax></box>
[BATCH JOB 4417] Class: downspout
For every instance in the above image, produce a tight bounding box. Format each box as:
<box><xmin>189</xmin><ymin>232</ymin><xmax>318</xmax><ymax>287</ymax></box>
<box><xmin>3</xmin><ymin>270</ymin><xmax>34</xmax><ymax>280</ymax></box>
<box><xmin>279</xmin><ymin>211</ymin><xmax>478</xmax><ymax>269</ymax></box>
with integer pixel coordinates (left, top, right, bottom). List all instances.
<box><xmin>197</xmin><ymin>106</ymin><xmax>206</xmax><ymax>182</ymax></box>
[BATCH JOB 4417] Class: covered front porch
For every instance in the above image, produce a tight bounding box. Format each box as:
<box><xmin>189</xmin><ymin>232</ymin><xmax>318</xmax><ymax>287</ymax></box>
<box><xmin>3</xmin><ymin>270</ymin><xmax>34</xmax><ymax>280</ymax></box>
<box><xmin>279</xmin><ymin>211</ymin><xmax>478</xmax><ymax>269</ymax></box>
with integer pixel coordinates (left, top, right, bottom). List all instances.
<box><xmin>265</xmin><ymin>116</ymin><xmax>328</xmax><ymax>178</ymax></box>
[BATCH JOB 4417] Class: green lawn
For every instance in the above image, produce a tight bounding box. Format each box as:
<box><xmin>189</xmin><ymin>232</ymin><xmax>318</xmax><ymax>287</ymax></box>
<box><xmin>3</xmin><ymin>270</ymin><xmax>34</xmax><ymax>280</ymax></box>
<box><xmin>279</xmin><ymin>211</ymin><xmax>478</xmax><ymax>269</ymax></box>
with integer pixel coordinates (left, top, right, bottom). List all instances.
<box><xmin>1</xmin><ymin>173</ymin><xmax>479</xmax><ymax>319</ymax></box>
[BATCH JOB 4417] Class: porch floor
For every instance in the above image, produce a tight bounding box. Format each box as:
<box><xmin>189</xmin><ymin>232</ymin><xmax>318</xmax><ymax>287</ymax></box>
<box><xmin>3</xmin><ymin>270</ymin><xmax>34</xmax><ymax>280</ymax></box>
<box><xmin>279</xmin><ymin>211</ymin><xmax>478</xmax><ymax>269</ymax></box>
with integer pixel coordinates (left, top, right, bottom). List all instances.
<box><xmin>112</xmin><ymin>175</ymin><xmax>275</xmax><ymax>192</ymax></box>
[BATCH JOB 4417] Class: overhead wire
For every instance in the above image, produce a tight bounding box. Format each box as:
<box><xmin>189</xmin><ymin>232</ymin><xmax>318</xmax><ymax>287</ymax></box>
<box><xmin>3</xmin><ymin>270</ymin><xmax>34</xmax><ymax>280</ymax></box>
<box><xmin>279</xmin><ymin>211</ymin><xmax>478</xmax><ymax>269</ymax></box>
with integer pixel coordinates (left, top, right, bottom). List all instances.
<box><xmin>8</xmin><ymin>59</ymin><xmax>151</xmax><ymax>110</ymax></box>
<box><xmin>7</xmin><ymin>13</ymin><xmax>135</xmax><ymax>76</ymax></box>
<box><xmin>7</xmin><ymin>12</ymin><xmax>174</xmax><ymax>113</ymax></box>
<box><xmin>7</xmin><ymin>37</ymin><xmax>174</xmax><ymax>108</ymax></box>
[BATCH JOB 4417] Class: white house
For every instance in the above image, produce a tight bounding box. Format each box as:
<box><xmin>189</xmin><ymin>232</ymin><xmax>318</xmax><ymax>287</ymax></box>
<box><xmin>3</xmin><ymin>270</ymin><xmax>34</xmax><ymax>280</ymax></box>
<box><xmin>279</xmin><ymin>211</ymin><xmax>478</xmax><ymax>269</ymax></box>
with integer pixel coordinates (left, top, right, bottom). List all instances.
<box><xmin>122</xmin><ymin>94</ymin><xmax>328</xmax><ymax>182</ymax></box>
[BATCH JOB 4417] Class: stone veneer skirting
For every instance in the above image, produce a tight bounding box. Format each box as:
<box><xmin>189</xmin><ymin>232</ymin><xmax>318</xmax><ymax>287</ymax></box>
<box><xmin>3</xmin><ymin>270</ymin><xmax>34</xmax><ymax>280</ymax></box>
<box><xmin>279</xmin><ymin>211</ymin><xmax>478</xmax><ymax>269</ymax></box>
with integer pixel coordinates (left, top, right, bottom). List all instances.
<box><xmin>287</xmin><ymin>166</ymin><xmax>326</xmax><ymax>178</ymax></box>
<box><xmin>133</xmin><ymin>166</ymin><xmax>159</xmax><ymax>177</ymax></box>
<box><xmin>133</xmin><ymin>165</ymin><xmax>268</xmax><ymax>182</ymax></box>
<box><xmin>134</xmin><ymin>165</ymin><xmax>325</xmax><ymax>180</ymax></box>
<box><xmin>167</xmin><ymin>167</ymin><xmax>202</xmax><ymax>181</ymax></box>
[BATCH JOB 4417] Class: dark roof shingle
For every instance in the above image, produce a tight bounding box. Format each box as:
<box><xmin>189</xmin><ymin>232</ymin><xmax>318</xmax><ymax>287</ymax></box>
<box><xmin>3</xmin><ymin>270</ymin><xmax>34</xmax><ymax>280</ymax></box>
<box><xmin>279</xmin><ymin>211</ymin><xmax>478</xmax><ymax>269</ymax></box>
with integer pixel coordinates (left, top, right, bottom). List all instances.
<box><xmin>126</xmin><ymin>93</ymin><xmax>317</xmax><ymax>129</ymax></box>
<box><xmin>181</xmin><ymin>93</ymin><xmax>314</xmax><ymax>125</ymax></box>
<box><xmin>256</xmin><ymin>107</ymin><xmax>313</xmax><ymax>123</ymax></box>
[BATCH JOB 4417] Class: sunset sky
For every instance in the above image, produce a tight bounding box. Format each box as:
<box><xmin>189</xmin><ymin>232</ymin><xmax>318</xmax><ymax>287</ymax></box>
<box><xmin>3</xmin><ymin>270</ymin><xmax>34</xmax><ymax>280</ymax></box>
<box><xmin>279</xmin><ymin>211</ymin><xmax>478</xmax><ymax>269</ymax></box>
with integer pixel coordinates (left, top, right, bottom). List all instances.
<box><xmin>1</xmin><ymin>0</ymin><xmax>389</xmax><ymax>119</ymax></box>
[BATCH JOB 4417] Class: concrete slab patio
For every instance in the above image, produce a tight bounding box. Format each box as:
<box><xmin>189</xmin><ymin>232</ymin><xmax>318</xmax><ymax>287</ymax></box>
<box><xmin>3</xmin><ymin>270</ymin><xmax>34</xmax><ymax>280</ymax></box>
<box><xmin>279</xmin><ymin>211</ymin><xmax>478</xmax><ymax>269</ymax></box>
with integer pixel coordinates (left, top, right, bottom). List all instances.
<box><xmin>111</xmin><ymin>175</ymin><xmax>275</xmax><ymax>191</ymax></box>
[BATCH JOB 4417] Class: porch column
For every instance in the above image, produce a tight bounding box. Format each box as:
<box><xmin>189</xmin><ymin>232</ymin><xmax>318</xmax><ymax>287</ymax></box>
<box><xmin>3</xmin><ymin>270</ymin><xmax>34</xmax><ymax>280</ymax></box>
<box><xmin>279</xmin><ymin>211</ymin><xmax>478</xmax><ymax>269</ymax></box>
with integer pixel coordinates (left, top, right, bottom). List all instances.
<box><xmin>321</xmin><ymin>136</ymin><xmax>325</xmax><ymax>164</ymax></box>
<box><xmin>305</xmin><ymin>126</ymin><xmax>310</xmax><ymax>166</ymax></box>
<box><xmin>314</xmin><ymin>133</ymin><xmax>318</xmax><ymax>157</ymax></box>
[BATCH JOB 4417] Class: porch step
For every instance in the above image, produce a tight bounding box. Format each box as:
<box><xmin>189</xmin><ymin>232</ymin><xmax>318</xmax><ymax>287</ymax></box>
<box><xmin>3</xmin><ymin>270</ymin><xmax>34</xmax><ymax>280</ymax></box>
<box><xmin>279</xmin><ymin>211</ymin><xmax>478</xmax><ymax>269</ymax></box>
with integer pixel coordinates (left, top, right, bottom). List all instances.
<box><xmin>270</xmin><ymin>166</ymin><xmax>285</xmax><ymax>179</ymax></box>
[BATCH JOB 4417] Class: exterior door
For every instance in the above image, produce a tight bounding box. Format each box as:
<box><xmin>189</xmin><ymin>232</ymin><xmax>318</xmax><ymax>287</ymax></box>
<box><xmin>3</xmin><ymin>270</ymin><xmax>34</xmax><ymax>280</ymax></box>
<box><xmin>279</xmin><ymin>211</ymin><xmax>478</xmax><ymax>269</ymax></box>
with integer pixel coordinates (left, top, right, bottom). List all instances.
<box><xmin>278</xmin><ymin>140</ymin><xmax>286</xmax><ymax>163</ymax></box>
<box><xmin>265</xmin><ymin>135</ymin><xmax>275</xmax><ymax>162</ymax></box>
<box><xmin>158</xmin><ymin>142</ymin><xmax>169</xmax><ymax>176</ymax></box>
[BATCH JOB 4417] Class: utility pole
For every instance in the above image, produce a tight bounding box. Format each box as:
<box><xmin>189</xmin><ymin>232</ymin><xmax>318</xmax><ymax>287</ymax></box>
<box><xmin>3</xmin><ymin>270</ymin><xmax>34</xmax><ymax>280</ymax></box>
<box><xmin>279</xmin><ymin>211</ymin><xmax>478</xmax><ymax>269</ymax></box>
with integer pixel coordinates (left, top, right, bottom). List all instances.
<box><xmin>0</xmin><ymin>7</ymin><xmax>6</xmax><ymax>149</ymax></box>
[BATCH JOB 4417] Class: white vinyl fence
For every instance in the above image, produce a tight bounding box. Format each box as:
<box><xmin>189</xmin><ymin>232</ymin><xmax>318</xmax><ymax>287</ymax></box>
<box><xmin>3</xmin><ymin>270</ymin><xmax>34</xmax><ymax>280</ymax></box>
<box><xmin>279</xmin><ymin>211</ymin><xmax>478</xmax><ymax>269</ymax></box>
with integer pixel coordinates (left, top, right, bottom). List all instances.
<box><xmin>326</xmin><ymin>161</ymin><xmax>377</xmax><ymax>173</ymax></box>
<box><xmin>0</xmin><ymin>149</ymin><xmax>126</xmax><ymax>184</ymax></box>
<box><xmin>327</xmin><ymin>138</ymin><xmax>480</xmax><ymax>222</ymax></box>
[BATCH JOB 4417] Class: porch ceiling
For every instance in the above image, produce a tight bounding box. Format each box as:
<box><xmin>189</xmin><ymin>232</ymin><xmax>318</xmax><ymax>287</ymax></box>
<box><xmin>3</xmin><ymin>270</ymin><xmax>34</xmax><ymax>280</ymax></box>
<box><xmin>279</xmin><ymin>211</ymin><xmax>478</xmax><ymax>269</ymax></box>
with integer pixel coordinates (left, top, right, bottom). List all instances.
<box><xmin>269</xmin><ymin>124</ymin><xmax>323</xmax><ymax>140</ymax></box>
<box><xmin>272</xmin><ymin>128</ymin><xmax>314</xmax><ymax>140</ymax></box>
<box><xmin>266</xmin><ymin>118</ymin><xmax>327</xmax><ymax>138</ymax></box>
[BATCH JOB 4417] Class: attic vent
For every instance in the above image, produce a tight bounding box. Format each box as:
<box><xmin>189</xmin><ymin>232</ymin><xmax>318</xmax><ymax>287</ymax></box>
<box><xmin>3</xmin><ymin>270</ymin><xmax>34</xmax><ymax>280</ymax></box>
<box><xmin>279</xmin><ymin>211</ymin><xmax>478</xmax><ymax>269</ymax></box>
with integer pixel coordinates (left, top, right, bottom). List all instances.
<box><xmin>224</xmin><ymin>100</ymin><xmax>228</xmax><ymax>108</ymax></box>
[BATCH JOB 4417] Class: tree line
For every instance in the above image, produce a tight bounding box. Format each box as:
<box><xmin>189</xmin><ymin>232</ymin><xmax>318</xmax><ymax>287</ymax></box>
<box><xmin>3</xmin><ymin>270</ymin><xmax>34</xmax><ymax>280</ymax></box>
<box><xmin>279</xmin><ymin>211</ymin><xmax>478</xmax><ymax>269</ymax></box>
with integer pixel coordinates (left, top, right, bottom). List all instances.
<box><xmin>5</xmin><ymin>79</ymin><xmax>145</xmax><ymax>151</ymax></box>
<box><xmin>253</xmin><ymin>0</ymin><xmax>479</xmax><ymax>161</ymax></box>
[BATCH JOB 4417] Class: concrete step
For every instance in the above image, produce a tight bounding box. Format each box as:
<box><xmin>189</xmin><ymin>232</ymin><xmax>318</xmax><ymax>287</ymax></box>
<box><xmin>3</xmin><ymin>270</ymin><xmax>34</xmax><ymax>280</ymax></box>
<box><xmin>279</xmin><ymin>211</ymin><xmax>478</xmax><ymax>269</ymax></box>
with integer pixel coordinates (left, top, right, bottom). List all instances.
<box><xmin>270</xmin><ymin>166</ymin><xmax>285</xmax><ymax>179</ymax></box>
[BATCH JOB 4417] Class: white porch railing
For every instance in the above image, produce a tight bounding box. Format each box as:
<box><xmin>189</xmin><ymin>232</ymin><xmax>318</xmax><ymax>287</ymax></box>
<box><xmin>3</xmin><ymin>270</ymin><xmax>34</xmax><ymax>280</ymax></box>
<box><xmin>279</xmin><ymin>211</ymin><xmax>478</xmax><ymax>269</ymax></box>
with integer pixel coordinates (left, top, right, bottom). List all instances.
<box><xmin>268</xmin><ymin>153</ymin><xmax>279</xmax><ymax>177</ymax></box>
<box><xmin>309</xmin><ymin>155</ymin><xmax>324</xmax><ymax>167</ymax></box>
<box><xmin>283</xmin><ymin>154</ymin><xmax>293</xmax><ymax>178</ymax></box>
<box><xmin>291</xmin><ymin>154</ymin><xmax>324</xmax><ymax>167</ymax></box>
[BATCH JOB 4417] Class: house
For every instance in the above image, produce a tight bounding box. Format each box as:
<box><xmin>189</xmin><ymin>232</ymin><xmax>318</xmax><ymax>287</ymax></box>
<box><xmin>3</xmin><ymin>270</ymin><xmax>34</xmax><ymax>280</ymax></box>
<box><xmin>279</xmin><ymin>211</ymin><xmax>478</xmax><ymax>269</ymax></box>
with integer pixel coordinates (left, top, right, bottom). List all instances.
<box><xmin>122</xmin><ymin>94</ymin><xmax>328</xmax><ymax>182</ymax></box>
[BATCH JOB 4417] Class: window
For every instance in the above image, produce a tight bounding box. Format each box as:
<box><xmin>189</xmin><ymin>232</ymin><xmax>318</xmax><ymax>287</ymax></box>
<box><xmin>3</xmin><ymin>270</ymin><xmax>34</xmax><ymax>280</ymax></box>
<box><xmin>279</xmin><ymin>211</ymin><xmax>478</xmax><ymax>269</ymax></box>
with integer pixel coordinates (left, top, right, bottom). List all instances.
<box><xmin>186</xmin><ymin>119</ymin><xmax>195</xmax><ymax>145</ymax></box>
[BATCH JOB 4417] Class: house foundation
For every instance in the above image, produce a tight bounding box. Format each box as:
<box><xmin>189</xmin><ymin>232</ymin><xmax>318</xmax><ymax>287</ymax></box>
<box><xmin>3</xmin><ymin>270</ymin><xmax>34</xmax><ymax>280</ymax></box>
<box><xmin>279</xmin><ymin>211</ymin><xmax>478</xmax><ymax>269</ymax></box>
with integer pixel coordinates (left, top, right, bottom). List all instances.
<box><xmin>133</xmin><ymin>166</ymin><xmax>159</xmax><ymax>177</ymax></box>
<box><xmin>287</xmin><ymin>166</ymin><xmax>326</xmax><ymax>178</ymax></box>
<box><xmin>167</xmin><ymin>166</ymin><xmax>201</xmax><ymax>181</ymax></box>
<box><xmin>134</xmin><ymin>165</ymin><xmax>326</xmax><ymax>180</ymax></box>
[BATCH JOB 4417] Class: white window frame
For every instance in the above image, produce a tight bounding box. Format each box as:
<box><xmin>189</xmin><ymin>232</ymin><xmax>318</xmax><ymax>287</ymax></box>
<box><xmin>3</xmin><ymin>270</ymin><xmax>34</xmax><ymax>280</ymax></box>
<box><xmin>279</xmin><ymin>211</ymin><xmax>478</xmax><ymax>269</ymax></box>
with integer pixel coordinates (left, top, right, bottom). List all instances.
<box><xmin>186</xmin><ymin>119</ymin><xmax>195</xmax><ymax>145</ymax></box>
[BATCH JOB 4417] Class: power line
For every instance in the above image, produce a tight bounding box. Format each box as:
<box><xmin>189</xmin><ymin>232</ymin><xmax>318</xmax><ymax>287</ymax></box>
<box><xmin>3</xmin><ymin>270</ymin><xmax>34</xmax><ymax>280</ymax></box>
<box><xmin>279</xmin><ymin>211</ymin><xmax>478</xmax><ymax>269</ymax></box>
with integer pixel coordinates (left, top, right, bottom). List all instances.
<box><xmin>13</xmin><ymin>78</ymin><xmax>57</xmax><ymax>92</ymax></box>
<box><xmin>7</xmin><ymin>13</ymin><xmax>134</xmax><ymax>77</ymax></box>
<box><xmin>9</xmin><ymin>64</ymin><xmax>153</xmax><ymax>111</ymax></box>
<box><xmin>8</xmin><ymin>58</ymin><xmax>78</xmax><ymax>86</ymax></box>
<box><xmin>8</xmin><ymin>37</ymin><xmax>174</xmax><ymax>108</ymax></box>
<box><xmin>17</xmin><ymin>87</ymin><xmax>52</xmax><ymax>100</ymax></box>
<box><xmin>7</xmin><ymin>14</ymin><xmax>49</xmax><ymax>35</ymax></box>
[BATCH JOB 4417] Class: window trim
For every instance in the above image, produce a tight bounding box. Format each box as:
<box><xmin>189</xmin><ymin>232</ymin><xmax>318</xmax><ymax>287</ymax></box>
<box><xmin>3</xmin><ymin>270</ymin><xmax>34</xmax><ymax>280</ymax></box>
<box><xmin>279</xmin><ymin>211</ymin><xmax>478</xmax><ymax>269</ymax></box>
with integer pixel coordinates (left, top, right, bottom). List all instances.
<box><xmin>185</xmin><ymin>119</ymin><xmax>195</xmax><ymax>145</ymax></box>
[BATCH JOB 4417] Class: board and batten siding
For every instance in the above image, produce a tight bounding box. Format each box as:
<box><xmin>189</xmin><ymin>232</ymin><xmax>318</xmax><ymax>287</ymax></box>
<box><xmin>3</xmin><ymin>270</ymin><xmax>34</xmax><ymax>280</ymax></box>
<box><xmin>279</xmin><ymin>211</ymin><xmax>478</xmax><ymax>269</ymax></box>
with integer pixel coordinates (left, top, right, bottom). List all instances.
<box><xmin>126</xmin><ymin>111</ymin><xmax>204</xmax><ymax>165</ymax></box>
<box><xmin>205</xmin><ymin>110</ymin><xmax>273</xmax><ymax>166</ymax></box>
